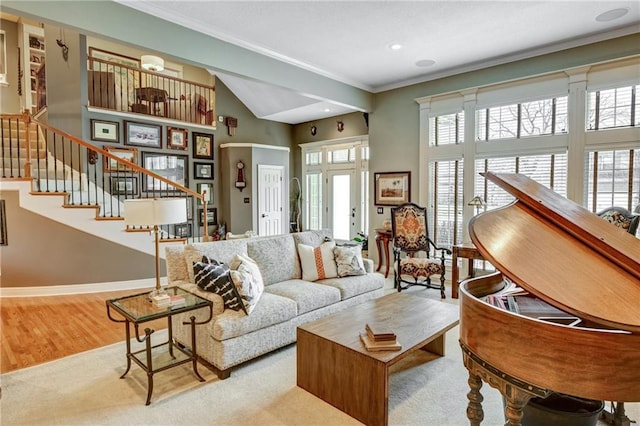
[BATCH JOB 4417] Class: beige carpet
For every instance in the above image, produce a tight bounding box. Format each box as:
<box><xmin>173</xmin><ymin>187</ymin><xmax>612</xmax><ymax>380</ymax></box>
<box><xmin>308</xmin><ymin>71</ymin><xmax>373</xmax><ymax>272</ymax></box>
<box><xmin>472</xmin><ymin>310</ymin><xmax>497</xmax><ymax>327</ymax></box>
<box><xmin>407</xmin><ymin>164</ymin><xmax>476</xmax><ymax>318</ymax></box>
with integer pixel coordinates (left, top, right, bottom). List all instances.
<box><xmin>1</xmin><ymin>284</ymin><xmax>636</xmax><ymax>425</ymax></box>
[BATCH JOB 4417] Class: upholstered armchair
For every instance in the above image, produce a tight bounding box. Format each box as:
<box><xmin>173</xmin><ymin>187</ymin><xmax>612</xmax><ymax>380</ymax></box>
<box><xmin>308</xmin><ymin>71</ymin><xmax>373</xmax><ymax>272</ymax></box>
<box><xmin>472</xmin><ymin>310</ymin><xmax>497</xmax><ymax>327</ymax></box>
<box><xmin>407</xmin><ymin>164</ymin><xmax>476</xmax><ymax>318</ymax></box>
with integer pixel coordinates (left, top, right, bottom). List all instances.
<box><xmin>391</xmin><ymin>202</ymin><xmax>451</xmax><ymax>299</ymax></box>
<box><xmin>596</xmin><ymin>206</ymin><xmax>640</xmax><ymax>236</ymax></box>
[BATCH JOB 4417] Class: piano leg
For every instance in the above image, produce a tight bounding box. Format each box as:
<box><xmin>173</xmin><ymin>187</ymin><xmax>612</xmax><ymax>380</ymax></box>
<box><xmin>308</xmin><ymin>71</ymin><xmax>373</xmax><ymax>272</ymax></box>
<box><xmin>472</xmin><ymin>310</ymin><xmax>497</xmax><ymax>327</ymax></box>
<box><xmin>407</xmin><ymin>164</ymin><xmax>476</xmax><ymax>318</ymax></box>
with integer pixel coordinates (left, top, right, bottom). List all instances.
<box><xmin>600</xmin><ymin>401</ymin><xmax>632</xmax><ymax>426</ymax></box>
<box><xmin>466</xmin><ymin>372</ymin><xmax>484</xmax><ymax>426</ymax></box>
<box><xmin>503</xmin><ymin>389</ymin><xmax>531</xmax><ymax>426</ymax></box>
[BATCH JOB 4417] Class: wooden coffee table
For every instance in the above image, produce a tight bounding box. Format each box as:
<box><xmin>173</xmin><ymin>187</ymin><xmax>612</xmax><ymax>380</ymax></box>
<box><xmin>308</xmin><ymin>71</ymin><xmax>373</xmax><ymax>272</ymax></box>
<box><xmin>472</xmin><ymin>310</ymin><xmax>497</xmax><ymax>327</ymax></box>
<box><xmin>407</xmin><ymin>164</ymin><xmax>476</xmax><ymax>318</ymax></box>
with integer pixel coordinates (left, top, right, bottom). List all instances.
<box><xmin>297</xmin><ymin>293</ymin><xmax>459</xmax><ymax>426</ymax></box>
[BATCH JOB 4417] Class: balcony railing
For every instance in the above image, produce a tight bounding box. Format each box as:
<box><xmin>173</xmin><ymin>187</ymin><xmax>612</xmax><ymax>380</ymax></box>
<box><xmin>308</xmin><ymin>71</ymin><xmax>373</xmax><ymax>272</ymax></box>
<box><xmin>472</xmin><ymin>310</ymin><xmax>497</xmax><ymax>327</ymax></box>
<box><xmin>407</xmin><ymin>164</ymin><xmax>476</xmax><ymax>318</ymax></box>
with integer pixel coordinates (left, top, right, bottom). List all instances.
<box><xmin>88</xmin><ymin>56</ymin><xmax>215</xmax><ymax>126</ymax></box>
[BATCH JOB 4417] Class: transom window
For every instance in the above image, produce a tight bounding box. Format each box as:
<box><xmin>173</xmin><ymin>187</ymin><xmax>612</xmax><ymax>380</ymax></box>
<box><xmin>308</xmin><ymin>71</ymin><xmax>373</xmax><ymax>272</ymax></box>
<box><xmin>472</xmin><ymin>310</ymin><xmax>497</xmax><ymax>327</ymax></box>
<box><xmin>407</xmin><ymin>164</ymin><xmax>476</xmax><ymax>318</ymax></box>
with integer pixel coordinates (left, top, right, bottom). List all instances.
<box><xmin>587</xmin><ymin>85</ymin><xmax>639</xmax><ymax>130</ymax></box>
<box><xmin>476</xmin><ymin>96</ymin><xmax>568</xmax><ymax>141</ymax></box>
<box><xmin>430</xmin><ymin>112</ymin><xmax>465</xmax><ymax>146</ymax></box>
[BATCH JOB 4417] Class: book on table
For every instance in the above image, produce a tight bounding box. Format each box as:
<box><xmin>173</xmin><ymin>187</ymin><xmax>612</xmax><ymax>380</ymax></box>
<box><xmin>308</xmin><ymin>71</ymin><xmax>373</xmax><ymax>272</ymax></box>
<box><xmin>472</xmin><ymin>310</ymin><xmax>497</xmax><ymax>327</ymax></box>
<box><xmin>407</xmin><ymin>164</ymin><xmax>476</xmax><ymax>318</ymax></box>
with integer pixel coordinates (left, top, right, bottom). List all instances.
<box><xmin>360</xmin><ymin>332</ymin><xmax>402</xmax><ymax>352</ymax></box>
<box><xmin>365</xmin><ymin>323</ymin><xmax>396</xmax><ymax>342</ymax></box>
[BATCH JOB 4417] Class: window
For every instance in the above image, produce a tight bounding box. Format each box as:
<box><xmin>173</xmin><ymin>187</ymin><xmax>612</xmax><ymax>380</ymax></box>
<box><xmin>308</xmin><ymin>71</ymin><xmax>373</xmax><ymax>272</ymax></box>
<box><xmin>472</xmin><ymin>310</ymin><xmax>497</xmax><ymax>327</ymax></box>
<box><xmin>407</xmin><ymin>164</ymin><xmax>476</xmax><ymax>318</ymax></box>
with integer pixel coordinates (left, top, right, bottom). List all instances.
<box><xmin>476</xmin><ymin>96</ymin><xmax>568</xmax><ymax>141</ymax></box>
<box><xmin>305</xmin><ymin>151</ymin><xmax>321</xmax><ymax>165</ymax></box>
<box><xmin>587</xmin><ymin>85</ymin><xmax>639</xmax><ymax>130</ymax></box>
<box><xmin>475</xmin><ymin>153</ymin><xmax>568</xmax><ymax>211</ymax></box>
<box><xmin>305</xmin><ymin>172</ymin><xmax>323</xmax><ymax>230</ymax></box>
<box><xmin>430</xmin><ymin>112</ymin><xmax>464</xmax><ymax>146</ymax></box>
<box><xmin>328</xmin><ymin>147</ymin><xmax>355</xmax><ymax>163</ymax></box>
<box><xmin>586</xmin><ymin>149</ymin><xmax>640</xmax><ymax>212</ymax></box>
<box><xmin>0</xmin><ymin>31</ymin><xmax>6</xmax><ymax>84</ymax></box>
<box><xmin>429</xmin><ymin>160</ymin><xmax>464</xmax><ymax>250</ymax></box>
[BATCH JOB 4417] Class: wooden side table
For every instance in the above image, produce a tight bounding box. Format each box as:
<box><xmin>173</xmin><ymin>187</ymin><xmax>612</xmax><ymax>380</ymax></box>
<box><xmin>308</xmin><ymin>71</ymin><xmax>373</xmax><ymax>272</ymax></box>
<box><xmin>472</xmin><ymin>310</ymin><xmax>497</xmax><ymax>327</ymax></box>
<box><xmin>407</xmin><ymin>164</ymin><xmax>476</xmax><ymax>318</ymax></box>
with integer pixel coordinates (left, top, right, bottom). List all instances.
<box><xmin>451</xmin><ymin>244</ymin><xmax>485</xmax><ymax>299</ymax></box>
<box><xmin>375</xmin><ymin>228</ymin><xmax>392</xmax><ymax>278</ymax></box>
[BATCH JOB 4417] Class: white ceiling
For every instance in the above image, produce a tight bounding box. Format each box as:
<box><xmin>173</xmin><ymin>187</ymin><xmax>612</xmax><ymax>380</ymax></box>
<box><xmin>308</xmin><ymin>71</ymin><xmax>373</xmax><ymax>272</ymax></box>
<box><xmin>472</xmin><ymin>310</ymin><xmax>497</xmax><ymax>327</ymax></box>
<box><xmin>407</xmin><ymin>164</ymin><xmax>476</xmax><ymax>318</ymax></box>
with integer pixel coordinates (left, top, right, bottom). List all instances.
<box><xmin>118</xmin><ymin>1</ymin><xmax>640</xmax><ymax>124</ymax></box>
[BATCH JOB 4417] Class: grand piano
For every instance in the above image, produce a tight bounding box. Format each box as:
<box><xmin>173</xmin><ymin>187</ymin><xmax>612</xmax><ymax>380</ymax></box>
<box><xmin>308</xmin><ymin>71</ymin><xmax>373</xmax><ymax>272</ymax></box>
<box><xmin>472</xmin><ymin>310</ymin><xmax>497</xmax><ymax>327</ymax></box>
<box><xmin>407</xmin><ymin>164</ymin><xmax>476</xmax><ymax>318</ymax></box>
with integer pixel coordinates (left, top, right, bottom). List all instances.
<box><xmin>459</xmin><ymin>172</ymin><xmax>640</xmax><ymax>426</ymax></box>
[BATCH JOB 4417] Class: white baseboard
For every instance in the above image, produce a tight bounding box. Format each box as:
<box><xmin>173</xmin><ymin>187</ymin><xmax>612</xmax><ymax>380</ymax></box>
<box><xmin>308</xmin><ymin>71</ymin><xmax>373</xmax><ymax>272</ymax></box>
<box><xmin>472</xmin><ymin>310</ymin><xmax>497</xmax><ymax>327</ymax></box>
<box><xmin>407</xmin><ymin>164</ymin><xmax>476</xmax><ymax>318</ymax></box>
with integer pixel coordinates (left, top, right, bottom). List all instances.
<box><xmin>0</xmin><ymin>277</ymin><xmax>164</xmax><ymax>297</ymax></box>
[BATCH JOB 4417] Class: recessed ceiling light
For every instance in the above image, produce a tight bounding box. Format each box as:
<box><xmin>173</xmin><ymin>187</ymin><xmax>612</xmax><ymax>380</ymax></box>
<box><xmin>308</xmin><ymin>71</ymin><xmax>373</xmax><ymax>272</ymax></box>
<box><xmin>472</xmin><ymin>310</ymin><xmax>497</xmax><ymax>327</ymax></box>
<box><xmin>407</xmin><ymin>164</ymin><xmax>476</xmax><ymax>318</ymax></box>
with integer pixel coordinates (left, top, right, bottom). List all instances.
<box><xmin>415</xmin><ymin>59</ymin><xmax>436</xmax><ymax>68</ymax></box>
<box><xmin>595</xmin><ymin>8</ymin><xmax>629</xmax><ymax>22</ymax></box>
<box><xmin>389</xmin><ymin>43</ymin><xmax>403</xmax><ymax>51</ymax></box>
<box><xmin>323</xmin><ymin>108</ymin><xmax>331</xmax><ymax>112</ymax></box>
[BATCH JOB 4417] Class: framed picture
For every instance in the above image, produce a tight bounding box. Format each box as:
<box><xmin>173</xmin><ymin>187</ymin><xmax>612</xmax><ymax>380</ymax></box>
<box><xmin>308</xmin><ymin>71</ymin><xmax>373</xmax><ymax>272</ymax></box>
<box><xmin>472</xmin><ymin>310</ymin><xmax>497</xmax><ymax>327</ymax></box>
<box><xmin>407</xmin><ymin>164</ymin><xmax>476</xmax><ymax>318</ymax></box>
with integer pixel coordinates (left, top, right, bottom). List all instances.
<box><xmin>103</xmin><ymin>146</ymin><xmax>137</xmax><ymax>172</ymax></box>
<box><xmin>194</xmin><ymin>162</ymin><xmax>213</xmax><ymax>179</ymax></box>
<box><xmin>186</xmin><ymin>197</ymin><xmax>193</xmax><ymax>220</ymax></box>
<box><xmin>124</xmin><ymin>121</ymin><xmax>162</xmax><ymax>148</ymax></box>
<box><xmin>196</xmin><ymin>183</ymin><xmax>213</xmax><ymax>205</ymax></box>
<box><xmin>110</xmin><ymin>176</ymin><xmax>138</xmax><ymax>195</ymax></box>
<box><xmin>141</xmin><ymin>152</ymin><xmax>188</xmax><ymax>192</ymax></box>
<box><xmin>374</xmin><ymin>171</ymin><xmax>411</xmax><ymax>206</ymax></box>
<box><xmin>90</xmin><ymin>119</ymin><xmax>119</xmax><ymax>143</ymax></box>
<box><xmin>167</xmin><ymin>127</ymin><xmax>188</xmax><ymax>150</ymax></box>
<box><xmin>174</xmin><ymin>223</ymin><xmax>192</xmax><ymax>238</ymax></box>
<box><xmin>198</xmin><ymin>207</ymin><xmax>217</xmax><ymax>226</ymax></box>
<box><xmin>192</xmin><ymin>132</ymin><xmax>214</xmax><ymax>160</ymax></box>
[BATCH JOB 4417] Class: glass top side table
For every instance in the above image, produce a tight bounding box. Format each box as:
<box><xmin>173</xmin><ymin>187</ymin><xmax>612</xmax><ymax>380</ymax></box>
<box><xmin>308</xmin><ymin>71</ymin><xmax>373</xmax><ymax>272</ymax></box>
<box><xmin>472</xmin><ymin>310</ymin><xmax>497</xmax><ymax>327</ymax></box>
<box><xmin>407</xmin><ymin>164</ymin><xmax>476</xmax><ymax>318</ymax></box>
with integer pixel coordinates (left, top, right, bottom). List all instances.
<box><xmin>106</xmin><ymin>286</ymin><xmax>213</xmax><ymax>405</ymax></box>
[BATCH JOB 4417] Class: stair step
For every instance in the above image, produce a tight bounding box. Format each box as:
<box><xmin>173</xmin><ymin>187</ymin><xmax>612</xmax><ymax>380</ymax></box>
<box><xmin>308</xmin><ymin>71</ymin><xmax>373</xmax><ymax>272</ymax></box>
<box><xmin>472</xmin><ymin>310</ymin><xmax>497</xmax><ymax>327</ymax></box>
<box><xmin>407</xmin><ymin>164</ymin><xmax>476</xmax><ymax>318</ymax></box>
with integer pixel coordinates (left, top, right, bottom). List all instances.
<box><xmin>36</xmin><ymin>178</ymin><xmax>84</xmax><ymax>191</ymax></box>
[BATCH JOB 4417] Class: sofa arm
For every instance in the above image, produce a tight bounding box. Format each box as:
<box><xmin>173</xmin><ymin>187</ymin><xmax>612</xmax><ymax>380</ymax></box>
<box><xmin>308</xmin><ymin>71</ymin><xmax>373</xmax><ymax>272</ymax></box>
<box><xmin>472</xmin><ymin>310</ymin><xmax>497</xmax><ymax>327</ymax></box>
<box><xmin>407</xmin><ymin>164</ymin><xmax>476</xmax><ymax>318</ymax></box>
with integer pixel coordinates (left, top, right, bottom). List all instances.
<box><xmin>363</xmin><ymin>257</ymin><xmax>375</xmax><ymax>273</ymax></box>
<box><xmin>176</xmin><ymin>282</ymin><xmax>225</xmax><ymax>316</ymax></box>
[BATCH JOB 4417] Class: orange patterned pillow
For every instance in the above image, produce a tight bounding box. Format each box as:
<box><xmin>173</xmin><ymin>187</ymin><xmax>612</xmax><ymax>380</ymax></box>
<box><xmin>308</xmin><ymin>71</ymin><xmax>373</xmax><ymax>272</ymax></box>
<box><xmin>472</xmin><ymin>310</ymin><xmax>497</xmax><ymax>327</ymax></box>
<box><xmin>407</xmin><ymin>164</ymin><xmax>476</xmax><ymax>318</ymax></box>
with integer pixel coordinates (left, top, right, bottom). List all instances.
<box><xmin>297</xmin><ymin>241</ymin><xmax>338</xmax><ymax>281</ymax></box>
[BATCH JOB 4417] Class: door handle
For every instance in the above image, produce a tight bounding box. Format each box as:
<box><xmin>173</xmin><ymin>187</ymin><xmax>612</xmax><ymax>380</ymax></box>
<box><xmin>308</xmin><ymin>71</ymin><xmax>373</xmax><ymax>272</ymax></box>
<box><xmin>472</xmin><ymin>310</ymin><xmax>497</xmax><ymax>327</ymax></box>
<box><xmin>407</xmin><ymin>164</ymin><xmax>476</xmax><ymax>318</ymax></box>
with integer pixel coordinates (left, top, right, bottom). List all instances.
<box><xmin>261</xmin><ymin>213</ymin><xmax>267</xmax><ymax>218</ymax></box>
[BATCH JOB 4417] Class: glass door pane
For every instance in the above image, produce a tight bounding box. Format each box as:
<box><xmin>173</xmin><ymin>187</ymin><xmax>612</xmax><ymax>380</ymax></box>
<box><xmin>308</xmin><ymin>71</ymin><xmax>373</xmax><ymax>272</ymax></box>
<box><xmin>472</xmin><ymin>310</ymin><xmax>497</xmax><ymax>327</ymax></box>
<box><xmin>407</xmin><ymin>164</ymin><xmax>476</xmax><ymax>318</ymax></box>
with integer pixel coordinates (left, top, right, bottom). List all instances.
<box><xmin>328</xmin><ymin>171</ymin><xmax>355</xmax><ymax>241</ymax></box>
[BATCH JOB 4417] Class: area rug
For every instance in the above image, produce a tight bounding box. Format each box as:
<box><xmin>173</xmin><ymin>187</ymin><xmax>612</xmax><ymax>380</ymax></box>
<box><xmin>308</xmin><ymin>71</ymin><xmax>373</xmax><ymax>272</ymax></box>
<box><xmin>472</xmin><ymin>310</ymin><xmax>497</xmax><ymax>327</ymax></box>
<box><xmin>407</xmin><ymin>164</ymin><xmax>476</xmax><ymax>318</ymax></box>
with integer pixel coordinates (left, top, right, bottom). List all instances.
<box><xmin>1</xmin><ymin>323</ymin><xmax>509</xmax><ymax>426</ymax></box>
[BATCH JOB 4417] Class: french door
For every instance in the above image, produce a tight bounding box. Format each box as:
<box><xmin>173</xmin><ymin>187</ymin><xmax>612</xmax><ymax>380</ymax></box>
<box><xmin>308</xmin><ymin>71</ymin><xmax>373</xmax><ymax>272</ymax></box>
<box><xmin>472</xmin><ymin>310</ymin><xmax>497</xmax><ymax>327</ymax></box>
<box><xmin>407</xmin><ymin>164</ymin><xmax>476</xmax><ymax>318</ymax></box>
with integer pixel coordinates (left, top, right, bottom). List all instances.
<box><xmin>327</xmin><ymin>170</ymin><xmax>357</xmax><ymax>241</ymax></box>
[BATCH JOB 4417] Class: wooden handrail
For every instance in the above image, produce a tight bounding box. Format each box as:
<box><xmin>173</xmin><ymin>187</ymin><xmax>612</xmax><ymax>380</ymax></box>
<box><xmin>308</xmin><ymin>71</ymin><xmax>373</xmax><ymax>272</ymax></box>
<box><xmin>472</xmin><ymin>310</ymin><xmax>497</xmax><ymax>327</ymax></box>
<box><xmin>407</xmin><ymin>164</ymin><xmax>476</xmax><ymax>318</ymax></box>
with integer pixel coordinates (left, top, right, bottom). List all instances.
<box><xmin>3</xmin><ymin>112</ymin><xmax>209</xmax><ymax>239</ymax></box>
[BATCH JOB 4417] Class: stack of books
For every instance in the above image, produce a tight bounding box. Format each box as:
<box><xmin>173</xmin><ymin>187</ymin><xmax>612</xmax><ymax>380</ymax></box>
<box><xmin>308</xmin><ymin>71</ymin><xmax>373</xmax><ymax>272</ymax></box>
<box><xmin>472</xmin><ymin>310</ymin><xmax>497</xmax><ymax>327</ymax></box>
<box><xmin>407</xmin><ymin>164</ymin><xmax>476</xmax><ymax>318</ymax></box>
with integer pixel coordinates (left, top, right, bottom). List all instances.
<box><xmin>169</xmin><ymin>294</ymin><xmax>186</xmax><ymax>307</ymax></box>
<box><xmin>151</xmin><ymin>293</ymin><xmax>171</xmax><ymax>307</ymax></box>
<box><xmin>360</xmin><ymin>323</ymin><xmax>402</xmax><ymax>352</ymax></box>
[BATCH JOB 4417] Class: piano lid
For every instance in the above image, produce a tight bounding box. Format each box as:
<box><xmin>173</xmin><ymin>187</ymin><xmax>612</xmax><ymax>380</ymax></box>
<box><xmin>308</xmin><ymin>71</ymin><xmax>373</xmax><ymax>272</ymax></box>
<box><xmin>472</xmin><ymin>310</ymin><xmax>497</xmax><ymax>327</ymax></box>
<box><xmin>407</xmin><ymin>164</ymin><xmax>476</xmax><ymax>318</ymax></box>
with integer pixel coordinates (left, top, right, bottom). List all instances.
<box><xmin>469</xmin><ymin>172</ymin><xmax>640</xmax><ymax>333</ymax></box>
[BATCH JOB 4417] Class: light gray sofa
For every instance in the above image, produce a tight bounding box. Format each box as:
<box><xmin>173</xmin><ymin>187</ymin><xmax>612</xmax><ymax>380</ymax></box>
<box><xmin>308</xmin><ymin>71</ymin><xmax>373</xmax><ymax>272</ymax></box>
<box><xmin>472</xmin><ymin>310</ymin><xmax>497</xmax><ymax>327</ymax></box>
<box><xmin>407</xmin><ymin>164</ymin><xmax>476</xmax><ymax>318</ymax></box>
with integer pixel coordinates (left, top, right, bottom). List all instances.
<box><xmin>165</xmin><ymin>230</ymin><xmax>385</xmax><ymax>379</ymax></box>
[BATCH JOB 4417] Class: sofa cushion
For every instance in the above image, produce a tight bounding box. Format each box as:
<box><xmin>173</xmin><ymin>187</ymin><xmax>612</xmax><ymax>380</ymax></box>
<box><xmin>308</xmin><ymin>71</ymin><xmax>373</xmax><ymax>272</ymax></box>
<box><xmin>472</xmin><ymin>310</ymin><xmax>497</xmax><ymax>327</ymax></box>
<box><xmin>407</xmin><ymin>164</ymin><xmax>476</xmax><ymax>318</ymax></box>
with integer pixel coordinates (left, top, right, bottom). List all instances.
<box><xmin>265</xmin><ymin>279</ymin><xmax>341</xmax><ymax>314</ymax></box>
<box><xmin>297</xmin><ymin>241</ymin><xmax>338</xmax><ymax>281</ymax></box>
<box><xmin>247</xmin><ymin>235</ymin><xmax>301</xmax><ymax>285</ymax></box>
<box><xmin>229</xmin><ymin>254</ymin><xmax>264</xmax><ymax>315</ymax></box>
<box><xmin>292</xmin><ymin>229</ymin><xmax>332</xmax><ymax>247</ymax></box>
<box><xmin>333</xmin><ymin>245</ymin><xmax>366</xmax><ymax>277</ymax></box>
<box><xmin>212</xmin><ymin>292</ymin><xmax>297</xmax><ymax>340</ymax></box>
<box><xmin>183</xmin><ymin>239</ymin><xmax>249</xmax><ymax>283</ymax></box>
<box><xmin>316</xmin><ymin>273</ymin><xmax>385</xmax><ymax>300</ymax></box>
<box><xmin>193</xmin><ymin>257</ymin><xmax>245</xmax><ymax>312</ymax></box>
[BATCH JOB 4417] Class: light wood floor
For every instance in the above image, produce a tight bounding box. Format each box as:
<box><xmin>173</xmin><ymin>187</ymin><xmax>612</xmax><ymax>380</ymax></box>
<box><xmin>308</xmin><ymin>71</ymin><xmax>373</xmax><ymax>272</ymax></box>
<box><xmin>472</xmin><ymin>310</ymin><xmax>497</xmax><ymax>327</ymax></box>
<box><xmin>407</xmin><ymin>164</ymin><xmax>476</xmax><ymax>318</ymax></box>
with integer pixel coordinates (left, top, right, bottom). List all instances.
<box><xmin>1</xmin><ymin>289</ymin><xmax>167</xmax><ymax>374</ymax></box>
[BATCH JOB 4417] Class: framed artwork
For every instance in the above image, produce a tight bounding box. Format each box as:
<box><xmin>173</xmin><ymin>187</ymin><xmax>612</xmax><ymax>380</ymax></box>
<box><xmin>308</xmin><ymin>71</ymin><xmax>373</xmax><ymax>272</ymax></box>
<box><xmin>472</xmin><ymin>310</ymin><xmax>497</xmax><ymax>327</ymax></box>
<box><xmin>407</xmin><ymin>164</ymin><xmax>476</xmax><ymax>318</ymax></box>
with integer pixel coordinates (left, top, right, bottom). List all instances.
<box><xmin>167</xmin><ymin>127</ymin><xmax>188</xmax><ymax>150</ymax></box>
<box><xmin>124</xmin><ymin>121</ymin><xmax>162</xmax><ymax>148</ymax></box>
<box><xmin>186</xmin><ymin>197</ymin><xmax>193</xmax><ymax>220</ymax></box>
<box><xmin>194</xmin><ymin>162</ymin><xmax>213</xmax><ymax>179</ymax></box>
<box><xmin>174</xmin><ymin>223</ymin><xmax>192</xmax><ymax>238</ymax></box>
<box><xmin>198</xmin><ymin>207</ymin><xmax>217</xmax><ymax>226</ymax></box>
<box><xmin>90</xmin><ymin>119</ymin><xmax>119</xmax><ymax>143</ymax></box>
<box><xmin>374</xmin><ymin>171</ymin><xmax>411</xmax><ymax>206</ymax></box>
<box><xmin>141</xmin><ymin>152</ymin><xmax>188</xmax><ymax>192</ymax></box>
<box><xmin>103</xmin><ymin>146</ymin><xmax>137</xmax><ymax>172</ymax></box>
<box><xmin>192</xmin><ymin>132</ymin><xmax>214</xmax><ymax>160</ymax></box>
<box><xmin>196</xmin><ymin>183</ymin><xmax>213</xmax><ymax>205</ymax></box>
<box><xmin>110</xmin><ymin>176</ymin><xmax>138</xmax><ymax>196</ymax></box>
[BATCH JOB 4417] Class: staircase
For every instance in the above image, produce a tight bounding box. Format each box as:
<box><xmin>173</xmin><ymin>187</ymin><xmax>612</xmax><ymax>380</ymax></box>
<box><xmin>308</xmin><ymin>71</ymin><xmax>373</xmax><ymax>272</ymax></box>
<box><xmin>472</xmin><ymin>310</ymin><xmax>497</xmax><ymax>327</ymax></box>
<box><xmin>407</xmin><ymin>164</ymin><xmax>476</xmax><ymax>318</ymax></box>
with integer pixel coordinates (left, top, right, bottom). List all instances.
<box><xmin>1</xmin><ymin>112</ymin><xmax>209</xmax><ymax>257</ymax></box>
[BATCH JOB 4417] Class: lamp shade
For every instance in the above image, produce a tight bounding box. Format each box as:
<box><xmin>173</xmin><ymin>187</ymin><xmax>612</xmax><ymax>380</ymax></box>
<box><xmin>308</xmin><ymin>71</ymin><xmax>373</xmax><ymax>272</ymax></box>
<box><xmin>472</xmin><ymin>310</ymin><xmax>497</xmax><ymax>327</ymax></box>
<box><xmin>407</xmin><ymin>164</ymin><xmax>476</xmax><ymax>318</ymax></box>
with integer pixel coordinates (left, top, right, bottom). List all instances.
<box><xmin>124</xmin><ymin>198</ymin><xmax>186</xmax><ymax>226</ymax></box>
<box><xmin>467</xmin><ymin>196</ymin><xmax>485</xmax><ymax>207</ymax></box>
<box><xmin>141</xmin><ymin>55</ymin><xmax>165</xmax><ymax>72</ymax></box>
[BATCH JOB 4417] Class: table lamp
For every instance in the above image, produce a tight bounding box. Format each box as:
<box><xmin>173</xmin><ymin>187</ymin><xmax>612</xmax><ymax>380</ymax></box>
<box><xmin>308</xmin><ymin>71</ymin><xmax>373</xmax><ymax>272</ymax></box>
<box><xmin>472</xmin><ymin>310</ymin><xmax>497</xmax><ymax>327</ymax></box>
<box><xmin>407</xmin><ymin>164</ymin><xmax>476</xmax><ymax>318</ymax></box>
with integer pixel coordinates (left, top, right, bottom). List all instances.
<box><xmin>468</xmin><ymin>195</ymin><xmax>486</xmax><ymax>215</ymax></box>
<box><xmin>124</xmin><ymin>198</ymin><xmax>187</xmax><ymax>297</ymax></box>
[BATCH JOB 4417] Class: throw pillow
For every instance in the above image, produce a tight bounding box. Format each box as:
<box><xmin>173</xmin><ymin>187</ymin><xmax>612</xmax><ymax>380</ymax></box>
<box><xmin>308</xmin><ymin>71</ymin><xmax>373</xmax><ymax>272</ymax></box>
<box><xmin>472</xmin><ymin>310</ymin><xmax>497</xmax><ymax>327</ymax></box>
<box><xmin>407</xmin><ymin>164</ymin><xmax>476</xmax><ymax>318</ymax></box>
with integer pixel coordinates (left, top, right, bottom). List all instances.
<box><xmin>193</xmin><ymin>256</ymin><xmax>244</xmax><ymax>312</ymax></box>
<box><xmin>229</xmin><ymin>254</ymin><xmax>264</xmax><ymax>315</ymax></box>
<box><xmin>297</xmin><ymin>241</ymin><xmax>338</xmax><ymax>281</ymax></box>
<box><xmin>334</xmin><ymin>245</ymin><xmax>366</xmax><ymax>277</ymax></box>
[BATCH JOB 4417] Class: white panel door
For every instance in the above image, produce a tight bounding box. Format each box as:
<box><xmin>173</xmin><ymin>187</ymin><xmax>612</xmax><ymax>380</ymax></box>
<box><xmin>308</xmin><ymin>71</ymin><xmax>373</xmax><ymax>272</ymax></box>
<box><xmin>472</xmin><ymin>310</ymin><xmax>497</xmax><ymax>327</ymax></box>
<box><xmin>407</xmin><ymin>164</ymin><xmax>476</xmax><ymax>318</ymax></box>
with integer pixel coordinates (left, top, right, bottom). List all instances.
<box><xmin>258</xmin><ymin>164</ymin><xmax>284</xmax><ymax>236</ymax></box>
